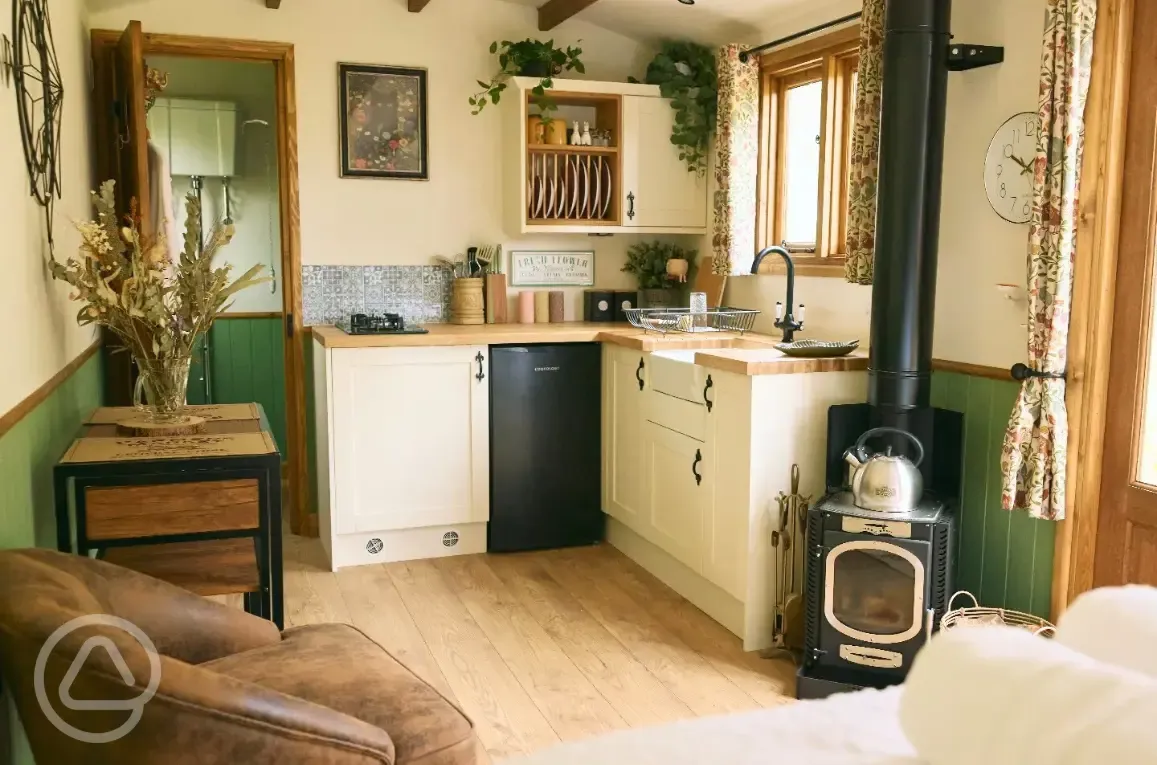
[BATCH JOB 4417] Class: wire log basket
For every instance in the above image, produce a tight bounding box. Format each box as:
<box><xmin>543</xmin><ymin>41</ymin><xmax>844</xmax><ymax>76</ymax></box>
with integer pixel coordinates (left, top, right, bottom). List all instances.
<box><xmin>939</xmin><ymin>591</ymin><xmax>1056</xmax><ymax>637</ymax></box>
<box><xmin>624</xmin><ymin>307</ymin><xmax>759</xmax><ymax>335</ymax></box>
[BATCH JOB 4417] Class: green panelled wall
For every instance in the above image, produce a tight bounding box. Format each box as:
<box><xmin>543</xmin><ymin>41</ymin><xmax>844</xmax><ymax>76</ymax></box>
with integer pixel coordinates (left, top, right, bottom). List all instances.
<box><xmin>0</xmin><ymin>353</ymin><xmax>104</xmax><ymax>551</ymax></box>
<box><xmin>932</xmin><ymin>372</ymin><xmax>1055</xmax><ymax>618</ymax></box>
<box><xmin>189</xmin><ymin>318</ymin><xmax>288</xmax><ymax>453</ymax></box>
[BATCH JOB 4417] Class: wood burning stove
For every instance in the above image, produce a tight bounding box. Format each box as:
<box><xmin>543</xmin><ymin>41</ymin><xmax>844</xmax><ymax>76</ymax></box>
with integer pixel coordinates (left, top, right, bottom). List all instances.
<box><xmin>800</xmin><ymin>493</ymin><xmax>954</xmax><ymax>696</ymax></box>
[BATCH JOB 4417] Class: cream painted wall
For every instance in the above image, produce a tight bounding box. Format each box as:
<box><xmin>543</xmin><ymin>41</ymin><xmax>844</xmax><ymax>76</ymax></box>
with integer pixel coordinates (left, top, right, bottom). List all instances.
<box><xmin>0</xmin><ymin>0</ymin><xmax>96</xmax><ymax>418</ymax></box>
<box><xmin>934</xmin><ymin>0</ymin><xmax>1041</xmax><ymax>368</ymax></box>
<box><xmin>721</xmin><ymin>0</ymin><xmax>1044</xmax><ymax>365</ymax></box>
<box><xmin>89</xmin><ymin>0</ymin><xmax>664</xmax><ymax>301</ymax></box>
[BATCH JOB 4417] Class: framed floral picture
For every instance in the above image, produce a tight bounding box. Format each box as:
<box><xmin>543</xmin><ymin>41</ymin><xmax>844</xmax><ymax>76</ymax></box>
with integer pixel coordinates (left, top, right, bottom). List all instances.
<box><xmin>338</xmin><ymin>63</ymin><xmax>429</xmax><ymax>180</ymax></box>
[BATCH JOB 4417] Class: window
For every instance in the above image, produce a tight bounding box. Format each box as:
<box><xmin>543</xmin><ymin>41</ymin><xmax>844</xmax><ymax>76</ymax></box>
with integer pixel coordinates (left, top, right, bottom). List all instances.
<box><xmin>757</xmin><ymin>27</ymin><xmax>860</xmax><ymax>276</ymax></box>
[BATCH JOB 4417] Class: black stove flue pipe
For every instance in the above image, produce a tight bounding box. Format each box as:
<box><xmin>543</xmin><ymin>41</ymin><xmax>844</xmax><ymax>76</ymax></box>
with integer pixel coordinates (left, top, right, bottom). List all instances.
<box><xmin>867</xmin><ymin>0</ymin><xmax>952</xmax><ymax>411</ymax></box>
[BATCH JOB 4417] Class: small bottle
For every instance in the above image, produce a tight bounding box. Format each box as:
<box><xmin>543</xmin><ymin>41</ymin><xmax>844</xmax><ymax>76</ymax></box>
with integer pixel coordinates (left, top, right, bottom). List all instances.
<box><xmin>581</xmin><ymin>121</ymin><xmax>592</xmax><ymax>146</ymax></box>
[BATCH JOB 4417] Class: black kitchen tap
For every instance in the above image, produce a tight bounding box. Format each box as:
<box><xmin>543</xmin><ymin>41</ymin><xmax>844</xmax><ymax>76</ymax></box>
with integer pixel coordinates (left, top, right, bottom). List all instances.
<box><xmin>750</xmin><ymin>245</ymin><xmax>805</xmax><ymax>343</ymax></box>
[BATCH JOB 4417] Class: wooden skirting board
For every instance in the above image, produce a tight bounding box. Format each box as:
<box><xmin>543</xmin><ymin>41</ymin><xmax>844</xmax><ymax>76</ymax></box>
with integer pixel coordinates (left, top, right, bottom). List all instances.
<box><xmin>0</xmin><ymin>339</ymin><xmax>100</xmax><ymax>440</ymax></box>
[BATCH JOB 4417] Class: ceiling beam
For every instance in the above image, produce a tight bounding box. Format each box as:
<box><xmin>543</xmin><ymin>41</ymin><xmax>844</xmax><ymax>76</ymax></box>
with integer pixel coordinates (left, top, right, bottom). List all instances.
<box><xmin>539</xmin><ymin>0</ymin><xmax>600</xmax><ymax>31</ymax></box>
<box><xmin>408</xmin><ymin>0</ymin><xmax>433</xmax><ymax>11</ymax></box>
<box><xmin>265</xmin><ymin>0</ymin><xmax>281</xmax><ymax>8</ymax></box>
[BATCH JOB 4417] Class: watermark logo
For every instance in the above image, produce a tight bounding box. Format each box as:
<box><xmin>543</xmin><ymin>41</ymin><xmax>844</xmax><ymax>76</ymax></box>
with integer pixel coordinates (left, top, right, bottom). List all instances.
<box><xmin>34</xmin><ymin>614</ymin><xmax>162</xmax><ymax>744</ymax></box>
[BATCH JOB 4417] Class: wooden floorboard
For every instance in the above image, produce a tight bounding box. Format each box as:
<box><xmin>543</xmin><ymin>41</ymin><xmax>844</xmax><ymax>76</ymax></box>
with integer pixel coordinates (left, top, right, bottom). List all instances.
<box><xmin>283</xmin><ymin>537</ymin><xmax>795</xmax><ymax>760</ymax></box>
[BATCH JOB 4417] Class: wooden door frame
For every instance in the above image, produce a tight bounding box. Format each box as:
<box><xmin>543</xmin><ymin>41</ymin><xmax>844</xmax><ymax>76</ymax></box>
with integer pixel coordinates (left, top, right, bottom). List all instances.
<box><xmin>1052</xmin><ymin>0</ymin><xmax>1133</xmax><ymax>615</ymax></box>
<box><xmin>90</xmin><ymin>30</ymin><xmax>312</xmax><ymax>537</ymax></box>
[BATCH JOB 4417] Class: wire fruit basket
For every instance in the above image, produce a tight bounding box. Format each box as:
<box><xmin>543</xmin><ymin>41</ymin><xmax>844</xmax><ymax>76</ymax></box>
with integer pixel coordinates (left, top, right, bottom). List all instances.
<box><xmin>939</xmin><ymin>591</ymin><xmax>1056</xmax><ymax>637</ymax></box>
<box><xmin>624</xmin><ymin>307</ymin><xmax>760</xmax><ymax>335</ymax></box>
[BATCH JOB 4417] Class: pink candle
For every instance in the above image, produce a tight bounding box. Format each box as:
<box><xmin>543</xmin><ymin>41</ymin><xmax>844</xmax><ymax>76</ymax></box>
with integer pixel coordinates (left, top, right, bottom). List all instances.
<box><xmin>518</xmin><ymin>291</ymin><xmax>536</xmax><ymax>323</ymax></box>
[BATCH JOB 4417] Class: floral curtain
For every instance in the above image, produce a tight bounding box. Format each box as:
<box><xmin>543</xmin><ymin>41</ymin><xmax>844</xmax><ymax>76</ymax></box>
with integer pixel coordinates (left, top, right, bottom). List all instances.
<box><xmin>1001</xmin><ymin>0</ymin><xmax>1098</xmax><ymax>521</ymax></box>
<box><xmin>843</xmin><ymin>0</ymin><xmax>885</xmax><ymax>285</ymax></box>
<box><xmin>712</xmin><ymin>44</ymin><xmax>760</xmax><ymax>276</ymax></box>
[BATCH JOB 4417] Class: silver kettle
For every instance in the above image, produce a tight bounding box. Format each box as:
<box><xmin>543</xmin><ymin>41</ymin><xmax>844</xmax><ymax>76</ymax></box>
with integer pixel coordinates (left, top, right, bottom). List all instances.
<box><xmin>844</xmin><ymin>427</ymin><xmax>925</xmax><ymax>513</ymax></box>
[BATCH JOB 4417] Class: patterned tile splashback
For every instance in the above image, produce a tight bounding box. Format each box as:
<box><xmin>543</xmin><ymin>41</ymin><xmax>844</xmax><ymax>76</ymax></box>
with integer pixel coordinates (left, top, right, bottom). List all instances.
<box><xmin>301</xmin><ymin>265</ymin><xmax>452</xmax><ymax>326</ymax></box>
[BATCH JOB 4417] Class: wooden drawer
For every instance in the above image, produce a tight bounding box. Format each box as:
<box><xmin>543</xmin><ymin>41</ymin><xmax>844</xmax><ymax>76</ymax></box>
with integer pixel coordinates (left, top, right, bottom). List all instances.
<box><xmin>84</xmin><ymin>479</ymin><xmax>261</xmax><ymax>540</ymax></box>
<box><xmin>648</xmin><ymin>352</ymin><xmax>708</xmax><ymax>405</ymax></box>
<box><xmin>646</xmin><ymin>389</ymin><xmax>706</xmax><ymax>442</ymax></box>
<box><xmin>103</xmin><ymin>538</ymin><xmax>260</xmax><ymax>596</ymax></box>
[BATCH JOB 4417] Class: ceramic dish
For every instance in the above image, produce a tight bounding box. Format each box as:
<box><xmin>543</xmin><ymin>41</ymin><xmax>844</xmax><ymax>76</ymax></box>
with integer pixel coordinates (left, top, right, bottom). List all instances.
<box><xmin>774</xmin><ymin>339</ymin><xmax>861</xmax><ymax>358</ymax></box>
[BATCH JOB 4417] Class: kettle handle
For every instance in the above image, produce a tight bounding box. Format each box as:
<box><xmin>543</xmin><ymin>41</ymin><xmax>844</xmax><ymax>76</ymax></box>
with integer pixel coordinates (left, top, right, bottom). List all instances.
<box><xmin>854</xmin><ymin>427</ymin><xmax>925</xmax><ymax>467</ymax></box>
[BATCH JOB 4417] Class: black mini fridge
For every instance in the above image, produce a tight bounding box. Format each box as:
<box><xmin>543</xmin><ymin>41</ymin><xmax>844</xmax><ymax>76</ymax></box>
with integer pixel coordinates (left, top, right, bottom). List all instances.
<box><xmin>488</xmin><ymin>343</ymin><xmax>603</xmax><ymax>552</ymax></box>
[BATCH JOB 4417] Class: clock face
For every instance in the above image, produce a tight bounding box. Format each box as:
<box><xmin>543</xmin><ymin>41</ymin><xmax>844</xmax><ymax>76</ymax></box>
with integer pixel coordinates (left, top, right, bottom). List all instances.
<box><xmin>984</xmin><ymin>112</ymin><xmax>1037</xmax><ymax>224</ymax></box>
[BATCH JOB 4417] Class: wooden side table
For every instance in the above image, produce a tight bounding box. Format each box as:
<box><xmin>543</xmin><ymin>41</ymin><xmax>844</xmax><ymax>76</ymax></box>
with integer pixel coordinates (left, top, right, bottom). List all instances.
<box><xmin>53</xmin><ymin>403</ymin><xmax>283</xmax><ymax>629</ymax></box>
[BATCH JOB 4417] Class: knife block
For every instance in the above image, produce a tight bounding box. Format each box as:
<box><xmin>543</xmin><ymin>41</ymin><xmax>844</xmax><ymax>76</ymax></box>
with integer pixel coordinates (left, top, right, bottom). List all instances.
<box><xmin>485</xmin><ymin>274</ymin><xmax>508</xmax><ymax>324</ymax></box>
<box><xmin>451</xmin><ymin>278</ymin><xmax>485</xmax><ymax>325</ymax></box>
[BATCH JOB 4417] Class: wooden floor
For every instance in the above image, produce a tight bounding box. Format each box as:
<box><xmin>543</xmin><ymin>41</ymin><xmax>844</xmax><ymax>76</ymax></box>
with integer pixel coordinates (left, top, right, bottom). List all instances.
<box><xmin>279</xmin><ymin>536</ymin><xmax>796</xmax><ymax>762</ymax></box>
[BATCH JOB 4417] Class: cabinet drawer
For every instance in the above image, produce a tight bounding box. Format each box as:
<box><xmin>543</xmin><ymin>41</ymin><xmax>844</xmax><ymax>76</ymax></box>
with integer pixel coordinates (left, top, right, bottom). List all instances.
<box><xmin>647</xmin><ymin>390</ymin><xmax>706</xmax><ymax>442</ymax></box>
<box><xmin>648</xmin><ymin>352</ymin><xmax>707</xmax><ymax>405</ymax></box>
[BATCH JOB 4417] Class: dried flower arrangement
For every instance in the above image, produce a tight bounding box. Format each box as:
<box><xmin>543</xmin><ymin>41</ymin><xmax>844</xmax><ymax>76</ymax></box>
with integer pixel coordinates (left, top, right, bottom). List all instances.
<box><xmin>51</xmin><ymin>180</ymin><xmax>268</xmax><ymax>423</ymax></box>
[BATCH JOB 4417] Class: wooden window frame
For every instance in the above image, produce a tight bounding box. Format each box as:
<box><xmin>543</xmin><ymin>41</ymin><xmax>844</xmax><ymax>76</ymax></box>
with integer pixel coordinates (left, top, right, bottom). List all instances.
<box><xmin>756</xmin><ymin>26</ymin><xmax>860</xmax><ymax>277</ymax></box>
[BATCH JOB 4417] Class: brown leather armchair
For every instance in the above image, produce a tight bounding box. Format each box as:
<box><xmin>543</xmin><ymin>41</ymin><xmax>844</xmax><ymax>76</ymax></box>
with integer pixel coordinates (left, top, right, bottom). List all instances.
<box><xmin>0</xmin><ymin>549</ymin><xmax>478</xmax><ymax>764</ymax></box>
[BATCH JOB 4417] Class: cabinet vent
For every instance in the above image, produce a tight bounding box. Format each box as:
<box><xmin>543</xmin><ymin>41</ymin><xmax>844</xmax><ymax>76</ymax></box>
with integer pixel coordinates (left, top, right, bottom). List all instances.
<box><xmin>443</xmin><ymin>531</ymin><xmax>459</xmax><ymax>547</ymax></box>
<box><xmin>366</xmin><ymin>538</ymin><xmax>384</xmax><ymax>554</ymax></box>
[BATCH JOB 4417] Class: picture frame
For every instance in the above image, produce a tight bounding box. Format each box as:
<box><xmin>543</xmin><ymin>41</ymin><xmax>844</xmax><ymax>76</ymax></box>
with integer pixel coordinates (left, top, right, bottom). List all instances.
<box><xmin>510</xmin><ymin>251</ymin><xmax>596</xmax><ymax>288</ymax></box>
<box><xmin>338</xmin><ymin>63</ymin><xmax>429</xmax><ymax>180</ymax></box>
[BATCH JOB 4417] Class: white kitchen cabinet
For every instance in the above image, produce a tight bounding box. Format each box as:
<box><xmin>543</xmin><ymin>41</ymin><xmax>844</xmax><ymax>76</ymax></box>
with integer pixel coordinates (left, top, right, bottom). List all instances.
<box><xmin>621</xmin><ymin>95</ymin><xmax>708</xmax><ymax>230</ymax></box>
<box><xmin>603</xmin><ymin>344</ymin><xmax>648</xmax><ymax>531</ymax></box>
<box><xmin>641</xmin><ymin>422</ymin><xmax>711</xmax><ymax>572</ymax></box>
<box><xmin>317</xmin><ymin>343</ymin><xmax>490</xmax><ymax>569</ymax></box>
<box><xmin>502</xmin><ymin>77</ymin><xmax>707</xmax><ymax>235</ymax></box>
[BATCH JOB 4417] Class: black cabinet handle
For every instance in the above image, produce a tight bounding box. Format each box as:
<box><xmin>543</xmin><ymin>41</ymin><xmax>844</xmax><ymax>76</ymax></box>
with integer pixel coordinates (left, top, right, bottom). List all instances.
<box><xmin>636</xmin><ymin>357</ymin><xmax>645</xmax><ymax>390</ymax></box>
<box><xmin>627</xmin><ymin>192</ymin><xmax>636</xmax><ymax>221</ymax></box>
<box><xmin>692</xmin><ymin>449</ymin><xmax>702</xmax><ymax>486</ymax></box>
<box><xmin>475</xmin><ymin>352</ymin><xmax>485</xmax><ymax>381</ymax></box>
<box><xmin>703</xmin><ymin>375</ymin><xmax>714</xmax><ymax>412</ymax></box>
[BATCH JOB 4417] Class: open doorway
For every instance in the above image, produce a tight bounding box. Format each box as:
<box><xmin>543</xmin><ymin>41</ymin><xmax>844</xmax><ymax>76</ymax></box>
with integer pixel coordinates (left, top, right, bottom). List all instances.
<box><xmin>90</xmin><ymin>25</ymin><xmax>309</xmax><ymax>535</ymax></box>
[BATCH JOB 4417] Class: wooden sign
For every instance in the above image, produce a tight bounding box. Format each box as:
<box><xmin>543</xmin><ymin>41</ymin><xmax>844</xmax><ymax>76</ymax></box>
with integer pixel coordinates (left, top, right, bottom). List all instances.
<box><xmin>509</xmin><ymin>251</ymin><xmax>595</xmax><ymax>287</ymax></box>
<box><xmin>61</xmin><ymin>432</ymin><xmax>277</xmax><ymax>464</ymax></box>
<box><xmin>87</xmin><ymin>403</ymin><xmax>259</xmax><ymax>424</ymax></box>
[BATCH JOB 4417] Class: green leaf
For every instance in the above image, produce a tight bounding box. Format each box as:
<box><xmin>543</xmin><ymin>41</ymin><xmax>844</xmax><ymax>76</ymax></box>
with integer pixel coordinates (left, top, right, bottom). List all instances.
<box><xmin>492</xmin><ymin>91</ymin><xmax>501</xmax><ymax>104</ymax></box>
<box><xmin>477</xmin><ymin>80</ymin><xmax>491</xmax><ymax>90</ymax></box>
<box><xmin>490</xmin><ymin>41</ymin><xmax>498</xmax><ymax>54</ymax></box>
<box><xmin>573</xmin><ymin>61</ymin><xmax>586</xmax><ymax>74</ymax></box>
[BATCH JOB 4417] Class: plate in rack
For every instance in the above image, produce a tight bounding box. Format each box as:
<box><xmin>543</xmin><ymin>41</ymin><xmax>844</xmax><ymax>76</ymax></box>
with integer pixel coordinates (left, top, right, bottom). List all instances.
<box><xmin>601</xmin><ymin>158</ymin><xmax>613</xmax><ymax>219</ymax></box>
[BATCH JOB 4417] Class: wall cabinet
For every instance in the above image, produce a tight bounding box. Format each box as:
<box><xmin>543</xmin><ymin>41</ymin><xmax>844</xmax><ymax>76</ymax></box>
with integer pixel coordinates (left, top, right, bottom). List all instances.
<box><xmin>504</xmin><ymin>77</ymin><xmax>708</xmax><ymax>235</ymax></box>
<box><xmin>147</xmin><ymin>97</ymin><xmax>237</xmax><ymax>178</ymax></box>
<box><xmin>316</xmin><ymin>343</ymin><xmax>490</xmax><ymax>569</ymax></box>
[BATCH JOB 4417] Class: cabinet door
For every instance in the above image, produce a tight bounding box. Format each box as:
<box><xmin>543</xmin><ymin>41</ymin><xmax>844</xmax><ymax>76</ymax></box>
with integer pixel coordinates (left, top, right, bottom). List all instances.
<box><xmin>330</xmin><ymin>346</ymin><xmax>489</xmax><ymax>534</ymax></box>
<box><xmin>605</xmin><ymin>346</ymin><xmax>648</xmax><ymax>530</ymax></box>
<box><xmin>642</xmin><ymin>422</ymin><xmax>710</xmax><ymax>571</ymax></box>
<box><xmin>169</xmin><ymin>102</ymin><xmax>237</xmax><ymax>177</ymax></box>
<box><xmin>621</xmin><ymin>95</ymin><xmax>708</xmax><ymax>229</ymax></box>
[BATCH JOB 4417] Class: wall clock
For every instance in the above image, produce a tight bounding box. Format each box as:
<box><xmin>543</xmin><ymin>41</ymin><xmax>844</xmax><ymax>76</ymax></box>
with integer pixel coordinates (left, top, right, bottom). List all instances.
<box><xmin>984</xmin><ymin>112</ymin><xmax>1037</xmax><ymax>224</ymax></box>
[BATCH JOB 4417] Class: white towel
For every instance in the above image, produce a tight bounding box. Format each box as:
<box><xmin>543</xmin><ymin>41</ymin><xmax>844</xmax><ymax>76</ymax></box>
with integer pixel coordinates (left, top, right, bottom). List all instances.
<box><xmin>1058</xmin><ymin>585</ymin><xmax>1157</xmax><ymax>678</ymax></box>
<box><xmin>899</xmin><ymin>625</ymin><xmax>1157</xmax><ymax>765</ymax></box>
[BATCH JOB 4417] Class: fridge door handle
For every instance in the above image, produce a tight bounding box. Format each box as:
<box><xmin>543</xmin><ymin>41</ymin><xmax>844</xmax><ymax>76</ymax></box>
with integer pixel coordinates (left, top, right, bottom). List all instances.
<box><xmin>475</xmin><ymin>352</ymin><xmax>485</xmax><ymax>382</ymax></box>
<box><xmin>692</xmin><ymin>448</ymin><xmax>702</xmax><ymax>486</ymax></box>
<box><xmin>636</xmin><ymin>357</ymin><xmax>645</xmax><ymax>391</ymax></box>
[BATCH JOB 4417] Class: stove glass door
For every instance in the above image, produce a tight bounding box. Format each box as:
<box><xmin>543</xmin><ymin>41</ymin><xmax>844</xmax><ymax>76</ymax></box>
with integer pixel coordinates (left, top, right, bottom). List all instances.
<box><xmin>824</xmin><ymin>540</ymin><xmax>926</xmax><ymax>644</ymax></box>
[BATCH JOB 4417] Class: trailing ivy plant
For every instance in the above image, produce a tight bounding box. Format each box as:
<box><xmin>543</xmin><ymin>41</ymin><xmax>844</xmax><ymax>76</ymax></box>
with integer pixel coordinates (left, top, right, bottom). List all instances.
<box><xmin>642</xmin><ymin>41</ymin><xmax>718</xmax><ymax>174</ymax></box>
<box><xmin>470</xmin><ymin>39</ymin><xmax>585</xmax><ymax>118</ymax></box>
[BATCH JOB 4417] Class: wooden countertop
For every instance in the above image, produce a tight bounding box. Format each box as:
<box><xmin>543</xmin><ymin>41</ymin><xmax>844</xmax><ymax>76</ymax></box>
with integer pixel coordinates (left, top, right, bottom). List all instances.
<box><xmin>310</xmin><ymin>323</ymin><xmax>868</xmax><ymax>376</ymax></box>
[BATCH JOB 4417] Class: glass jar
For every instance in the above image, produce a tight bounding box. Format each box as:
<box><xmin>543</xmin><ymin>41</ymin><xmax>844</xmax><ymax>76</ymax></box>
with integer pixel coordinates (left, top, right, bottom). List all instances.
<box><xmin>133</xmin><ymin>354</ymin><xmax>193</xmax><ymax>423</ymax></box>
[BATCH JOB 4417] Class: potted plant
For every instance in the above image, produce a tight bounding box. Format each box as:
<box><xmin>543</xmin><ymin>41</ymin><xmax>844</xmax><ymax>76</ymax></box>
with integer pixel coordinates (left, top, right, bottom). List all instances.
<box><xmin>51</xmin><ymin>181</ymin><xmax>268</xmax><ymax>426</ymax></box>
<box><xmin>622</xmin><ymin>241</ymin><xmax>698</xmax><ymax>308</ymax></box>
<box><xmin>641</xmin><ymin>41</ymin><xmax>718</xmax><ymax>173</ymax></box>
<box><xmin>470</xmin><ymin>38</ymin><xmax>585</xmax><ymax>118</ymax></box>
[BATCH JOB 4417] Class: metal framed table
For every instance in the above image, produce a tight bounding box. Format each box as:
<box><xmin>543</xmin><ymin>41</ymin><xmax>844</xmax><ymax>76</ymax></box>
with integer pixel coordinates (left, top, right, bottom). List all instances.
<box><xmin>53</xmin><ymin>403</ymin><xmax>284</xmax><ymax>629</ymax></box>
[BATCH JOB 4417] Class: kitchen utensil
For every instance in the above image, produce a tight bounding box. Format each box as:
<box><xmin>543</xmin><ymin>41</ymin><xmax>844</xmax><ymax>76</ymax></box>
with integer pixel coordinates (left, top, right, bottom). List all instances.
<box><xmin>775</xmin><ymin>339</ymin><xmax>860</xmax><ymax>358</ymax></box>
<box><xmin>450</xmin><ymin>277</ymin><xmax>485</xmax><ymax>325</ymax></box>
<box><xmin>601</xmin><ymin>158</ymin><xmax>613</xmax><ymax>219</ymax></box>
<box><xmin>548</xmin><ymin>291</ymin><xmax>565</xmax><ymax>322</ymax></box>
<box><xmin>764</xmin><ymin>463</ymin><xmax>811</xmax><ymax>659</ymax></box>
<box><xmin>691</xmin><ymin>256</ymin><xmax>728</xmax><ymax>308</ymax></box>
<box><xmin>485</xmin><ymin>274</ymin><xmax>508</xmax><ymax>324</ymax></box>
<box><xmin>518</xmin><ymin>291</ymin><xmax>535</xmax><ymax>323</ymax></box>
<box><xmin>546</xmin><ymin>118</ymin><xmax>568</xmax><ymax>146</ymax></box>
<box><xmin>534</xmin><ymin>291</ymin><xmax>550</xmax><ymax>323</ymax></box>
<box><xmin>844</xmin><ymin>427</ymin><xmax>925</xmax><ymax>513</ymax></box>
<box><xmin>467</xmin><ymin>247</ymin><xmax>480</xmax><ymax>277</ymax></box>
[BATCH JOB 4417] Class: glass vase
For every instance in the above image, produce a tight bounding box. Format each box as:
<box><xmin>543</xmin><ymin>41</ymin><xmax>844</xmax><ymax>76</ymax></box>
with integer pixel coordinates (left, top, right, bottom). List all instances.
<box><xmin>132</xmin><ymin>354</ymin><xmax>193</xmax><ymax>423</ymax></box>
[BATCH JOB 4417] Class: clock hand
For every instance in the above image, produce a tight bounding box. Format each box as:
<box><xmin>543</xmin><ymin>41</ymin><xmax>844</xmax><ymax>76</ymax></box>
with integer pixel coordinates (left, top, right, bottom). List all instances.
<box><xmin>1010</xmin><ymin>154</ymin><xmax>1033</xmax><ymax>175</ymax></box>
